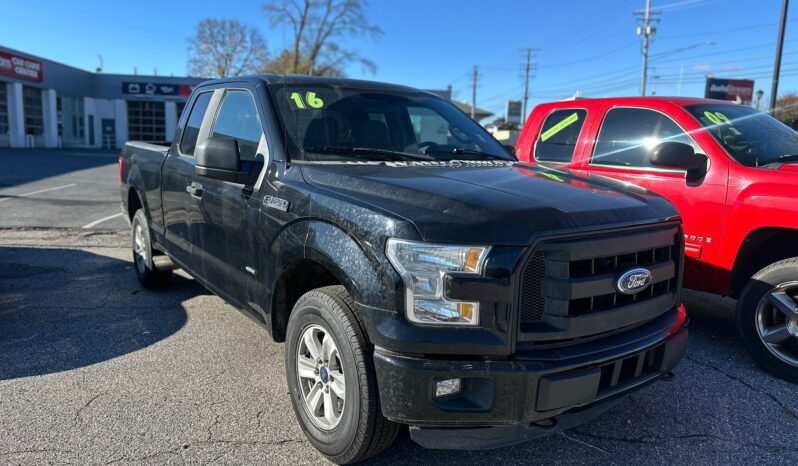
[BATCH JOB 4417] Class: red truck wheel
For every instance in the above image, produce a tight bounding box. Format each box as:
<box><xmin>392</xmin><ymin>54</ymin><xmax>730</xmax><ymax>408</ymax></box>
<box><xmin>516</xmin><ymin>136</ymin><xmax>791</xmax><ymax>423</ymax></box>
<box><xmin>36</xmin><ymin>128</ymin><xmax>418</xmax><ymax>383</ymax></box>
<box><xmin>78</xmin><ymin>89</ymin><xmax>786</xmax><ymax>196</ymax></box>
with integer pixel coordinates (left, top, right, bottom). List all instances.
<box><xmin>737</xmin><ymin>258</ymin><xmax>798</xmax><ymax>383</ymax></box>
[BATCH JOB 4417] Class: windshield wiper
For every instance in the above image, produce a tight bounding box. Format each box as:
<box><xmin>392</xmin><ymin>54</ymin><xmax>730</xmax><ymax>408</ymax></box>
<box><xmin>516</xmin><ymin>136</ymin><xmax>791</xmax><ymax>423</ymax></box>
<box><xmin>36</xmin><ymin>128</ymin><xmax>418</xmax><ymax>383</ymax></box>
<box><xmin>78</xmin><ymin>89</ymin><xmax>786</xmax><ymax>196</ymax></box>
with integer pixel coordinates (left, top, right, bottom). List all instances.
<box><xmin>761</xmin><ymin>154</ymin><xmax>798</xmax><ymax>167</ymax></box>
<box><xmin>423</xmin><ymin>148</ymin><xmax>507</xmax><ymax>160</ymax></box>
<box><xmin>304</xmin><ymin>146</ymin><xmax>434</xmax><ymax>162</ymax></box>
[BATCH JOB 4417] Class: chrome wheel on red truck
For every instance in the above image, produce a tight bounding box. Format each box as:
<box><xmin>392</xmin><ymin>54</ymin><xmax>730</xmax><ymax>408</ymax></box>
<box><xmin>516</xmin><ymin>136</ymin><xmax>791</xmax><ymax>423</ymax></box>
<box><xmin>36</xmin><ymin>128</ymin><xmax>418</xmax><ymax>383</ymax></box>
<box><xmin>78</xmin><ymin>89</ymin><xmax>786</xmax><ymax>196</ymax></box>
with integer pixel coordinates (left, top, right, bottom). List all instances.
<box><xmin>756</xmin><ymin>282</ymin><xmax>798</xmax><ymax>366</ymax></box>
<box><xmin>737</xmin><ymin>258</ymin><xmax>798</xmax><ymax>383</ymax></box>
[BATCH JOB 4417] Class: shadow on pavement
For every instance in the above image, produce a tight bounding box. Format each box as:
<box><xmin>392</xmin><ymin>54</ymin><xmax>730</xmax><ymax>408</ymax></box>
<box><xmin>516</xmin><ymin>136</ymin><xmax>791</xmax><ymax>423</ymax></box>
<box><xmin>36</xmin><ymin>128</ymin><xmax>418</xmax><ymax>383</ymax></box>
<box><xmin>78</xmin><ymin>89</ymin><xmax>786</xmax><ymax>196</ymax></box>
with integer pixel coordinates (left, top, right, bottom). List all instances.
<box><xmin>0</xmin><ymin>246</ymin><xmax>208</xmax><ymax>380</ymax></box>
<box><xmin>0</xmin><ymin>149</ymin><xmax>117</xmax><ymax>190</ymax></box>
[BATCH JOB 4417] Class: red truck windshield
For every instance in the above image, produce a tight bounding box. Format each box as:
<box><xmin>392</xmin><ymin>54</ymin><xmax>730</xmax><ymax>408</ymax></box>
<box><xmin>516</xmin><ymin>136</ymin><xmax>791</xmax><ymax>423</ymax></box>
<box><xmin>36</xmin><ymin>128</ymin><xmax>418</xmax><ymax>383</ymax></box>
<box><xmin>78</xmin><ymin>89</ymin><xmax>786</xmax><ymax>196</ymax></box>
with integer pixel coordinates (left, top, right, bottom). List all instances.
<box><xmin>685</xmin><ymin>104</ymin><xmax>798</xmax><ymax>167</ymax></box>
<box><xmin>268</xmin><ymin>85</ymin><xmax>513</xmax><ymax>162</ymax></box>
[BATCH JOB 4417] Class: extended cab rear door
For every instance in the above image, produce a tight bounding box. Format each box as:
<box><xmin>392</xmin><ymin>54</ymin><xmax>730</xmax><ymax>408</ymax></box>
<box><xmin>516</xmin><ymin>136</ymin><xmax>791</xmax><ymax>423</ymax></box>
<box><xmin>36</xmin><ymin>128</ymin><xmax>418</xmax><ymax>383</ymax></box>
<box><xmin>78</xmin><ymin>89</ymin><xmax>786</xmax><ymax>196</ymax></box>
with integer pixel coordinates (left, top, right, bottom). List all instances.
<box><xmin>577</xmin><ymin>102</ymin><xmax>729</xmax><ymax>288</ymax></box>
<box><xmin>517</xmin><ymin>101</ymin><xmax>599</xmax><ymax>168</ymax></box>
<box><xmin>161</xmin><ymin>90</ymin><xmax>214</xmax><ymax>271</ymax></box>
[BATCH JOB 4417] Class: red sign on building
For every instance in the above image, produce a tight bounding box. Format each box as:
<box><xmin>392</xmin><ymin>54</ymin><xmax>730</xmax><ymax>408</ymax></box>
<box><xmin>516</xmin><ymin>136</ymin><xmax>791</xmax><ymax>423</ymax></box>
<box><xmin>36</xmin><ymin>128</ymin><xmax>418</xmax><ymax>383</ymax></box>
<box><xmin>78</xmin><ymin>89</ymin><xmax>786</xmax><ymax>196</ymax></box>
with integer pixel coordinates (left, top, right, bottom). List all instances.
<box><xmin>0</xmin><ymin>51</ymin><xmax>43</xmax><ymax>82</ymax></box>
<box><xmin>704</xmin><ymin>78</ymin><xmax>754</xmax><ymax>105</ymax></box>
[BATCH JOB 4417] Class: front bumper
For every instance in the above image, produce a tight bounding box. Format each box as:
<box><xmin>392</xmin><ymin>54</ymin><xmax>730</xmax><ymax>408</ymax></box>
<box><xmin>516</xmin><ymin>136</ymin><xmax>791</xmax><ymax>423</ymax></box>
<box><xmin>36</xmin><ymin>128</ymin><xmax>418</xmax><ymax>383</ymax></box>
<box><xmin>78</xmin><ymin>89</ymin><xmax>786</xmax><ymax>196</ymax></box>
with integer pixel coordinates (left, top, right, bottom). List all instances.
<box><xmin>374</xmin><ymin>323</ymin><xmax>687</xmax><ymax>450</ymax></box>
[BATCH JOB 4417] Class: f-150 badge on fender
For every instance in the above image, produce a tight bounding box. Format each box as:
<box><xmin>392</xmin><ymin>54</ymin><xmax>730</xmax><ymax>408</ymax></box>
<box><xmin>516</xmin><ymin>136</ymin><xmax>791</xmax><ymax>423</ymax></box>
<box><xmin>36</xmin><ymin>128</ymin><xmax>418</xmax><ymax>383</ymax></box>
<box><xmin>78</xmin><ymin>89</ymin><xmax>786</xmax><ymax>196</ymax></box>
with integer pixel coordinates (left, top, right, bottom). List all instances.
<box><xmin>264</xmin><ymin>195</ymin><xmax>289</xmax><ymax>212</ymax></box>
<box><xmin>616</xmin><ymin>268</ymin><xmax>653</xmax><ymax>295</ymax></box>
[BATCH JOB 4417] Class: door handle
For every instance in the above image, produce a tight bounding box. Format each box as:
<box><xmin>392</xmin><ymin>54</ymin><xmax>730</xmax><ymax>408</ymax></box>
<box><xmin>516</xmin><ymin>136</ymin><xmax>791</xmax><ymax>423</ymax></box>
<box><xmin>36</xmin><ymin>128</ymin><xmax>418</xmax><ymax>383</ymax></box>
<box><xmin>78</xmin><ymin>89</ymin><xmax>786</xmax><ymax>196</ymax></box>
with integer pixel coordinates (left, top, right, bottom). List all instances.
<box><xmin>186</xmin><ymin>183</ymin><xmax>204</xmax><ymax>199</ymax></box>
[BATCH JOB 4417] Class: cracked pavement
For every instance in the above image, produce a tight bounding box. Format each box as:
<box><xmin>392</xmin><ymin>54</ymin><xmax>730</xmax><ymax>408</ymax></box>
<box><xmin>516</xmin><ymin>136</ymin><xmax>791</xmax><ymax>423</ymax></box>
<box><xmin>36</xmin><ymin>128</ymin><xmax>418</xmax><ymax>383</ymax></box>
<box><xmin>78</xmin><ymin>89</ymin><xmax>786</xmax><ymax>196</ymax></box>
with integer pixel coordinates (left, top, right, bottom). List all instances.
<box><xmin>2</xmin><ymin>229</ymin><xmax>796</xmax><ymax>465</ymax></box>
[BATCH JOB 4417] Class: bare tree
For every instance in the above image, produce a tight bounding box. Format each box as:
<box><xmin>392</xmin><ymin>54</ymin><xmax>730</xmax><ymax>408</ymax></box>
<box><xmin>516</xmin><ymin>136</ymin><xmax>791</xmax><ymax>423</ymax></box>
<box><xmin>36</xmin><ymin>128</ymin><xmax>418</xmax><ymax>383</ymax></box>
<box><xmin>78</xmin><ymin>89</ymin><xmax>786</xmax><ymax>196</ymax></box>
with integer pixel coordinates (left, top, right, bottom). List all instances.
<box><xmin>262</xmin><ymin>0</ymin><xmax>382</xmax><ymax>77</ymax></box>
<box><xmin>188</xmin><ymin>19</ymin><xmax>270</xmax><ymax>78</ymax></box>
<box><xmin>775</xmin><ymin>92</ymin><xmax>798</xmax><ymax>130</ymax></box>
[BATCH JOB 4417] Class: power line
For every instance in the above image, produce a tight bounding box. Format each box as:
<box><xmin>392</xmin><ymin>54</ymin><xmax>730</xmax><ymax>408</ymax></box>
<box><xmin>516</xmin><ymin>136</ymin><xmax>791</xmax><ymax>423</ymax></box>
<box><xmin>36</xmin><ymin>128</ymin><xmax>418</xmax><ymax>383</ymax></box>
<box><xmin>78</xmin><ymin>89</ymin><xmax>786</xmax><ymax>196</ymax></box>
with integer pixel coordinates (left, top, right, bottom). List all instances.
<box><xmin>659</xmin><ymin>19</ymin><xmax>797</xmax><ymax>40</ymax></box>
<box><xmin>539</xmin><ymin>41</ymin><xmax>638</xmax><ymax>69</ymax></box>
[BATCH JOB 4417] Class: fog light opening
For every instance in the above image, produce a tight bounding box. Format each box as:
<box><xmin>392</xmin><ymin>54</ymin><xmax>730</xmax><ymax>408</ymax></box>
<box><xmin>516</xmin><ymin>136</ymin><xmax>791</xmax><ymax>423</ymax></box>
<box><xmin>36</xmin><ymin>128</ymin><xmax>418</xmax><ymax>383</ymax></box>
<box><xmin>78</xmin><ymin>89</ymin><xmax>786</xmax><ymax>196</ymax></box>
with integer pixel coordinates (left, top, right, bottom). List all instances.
<box><xmin>434</xmin><ymin>378</ymin><xmax>462</xmax><ymax>398</ymax></box>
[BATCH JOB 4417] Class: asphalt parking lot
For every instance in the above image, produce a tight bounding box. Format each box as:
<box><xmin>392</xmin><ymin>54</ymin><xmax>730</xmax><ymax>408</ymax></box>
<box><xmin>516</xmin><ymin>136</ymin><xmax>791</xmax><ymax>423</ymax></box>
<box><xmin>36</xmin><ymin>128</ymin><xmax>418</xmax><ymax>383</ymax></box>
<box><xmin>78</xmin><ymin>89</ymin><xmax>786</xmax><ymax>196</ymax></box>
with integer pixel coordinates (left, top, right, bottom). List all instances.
<box><xmin>1</xmin><ymin>150</ymin><xmax>797</xmax><ymax>465</ymax></box>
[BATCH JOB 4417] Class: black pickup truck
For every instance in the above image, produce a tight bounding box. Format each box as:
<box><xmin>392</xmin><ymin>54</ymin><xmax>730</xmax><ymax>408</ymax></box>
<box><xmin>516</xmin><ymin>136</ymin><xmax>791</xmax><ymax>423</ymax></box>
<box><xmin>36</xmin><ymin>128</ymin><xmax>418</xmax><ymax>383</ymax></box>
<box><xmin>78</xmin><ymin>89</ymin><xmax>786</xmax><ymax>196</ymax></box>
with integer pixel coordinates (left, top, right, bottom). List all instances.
<box><xmin>120</xmin><ymin>75</ymin><xmax>688</xmax><ymax>464</ymax></box>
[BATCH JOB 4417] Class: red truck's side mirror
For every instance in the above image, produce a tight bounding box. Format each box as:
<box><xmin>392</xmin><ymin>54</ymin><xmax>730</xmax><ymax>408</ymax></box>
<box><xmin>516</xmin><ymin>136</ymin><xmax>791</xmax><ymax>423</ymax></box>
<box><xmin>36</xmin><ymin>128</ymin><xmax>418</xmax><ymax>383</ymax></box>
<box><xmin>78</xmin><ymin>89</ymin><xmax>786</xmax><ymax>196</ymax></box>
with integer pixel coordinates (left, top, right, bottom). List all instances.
<box><xmin>650</xmin><ymin>142</ymin><xmax>708</xmax><ymax>180</ymax></box>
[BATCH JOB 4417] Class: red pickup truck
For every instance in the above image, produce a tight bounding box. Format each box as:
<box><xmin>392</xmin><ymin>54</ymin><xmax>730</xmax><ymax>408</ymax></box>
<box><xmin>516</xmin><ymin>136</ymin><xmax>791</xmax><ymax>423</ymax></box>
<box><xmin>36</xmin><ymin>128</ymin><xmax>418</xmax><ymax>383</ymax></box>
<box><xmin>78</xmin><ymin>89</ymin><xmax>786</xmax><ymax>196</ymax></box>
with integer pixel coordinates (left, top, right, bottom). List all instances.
<box><xmin>517</xmin><ymin>97</ymin><xmax>798</xmax><ymax>382</ymax></box>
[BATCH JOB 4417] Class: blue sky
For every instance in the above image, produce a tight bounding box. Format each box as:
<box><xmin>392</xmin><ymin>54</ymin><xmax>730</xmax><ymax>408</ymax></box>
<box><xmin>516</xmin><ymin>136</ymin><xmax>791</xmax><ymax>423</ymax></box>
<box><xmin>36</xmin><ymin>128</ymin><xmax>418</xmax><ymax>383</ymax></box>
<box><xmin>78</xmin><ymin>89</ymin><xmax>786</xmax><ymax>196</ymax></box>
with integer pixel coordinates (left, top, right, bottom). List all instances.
<box><xmin>1</xmin><ymin>0</ymin><xmax>795</xmax><ymax>119</ymax></box>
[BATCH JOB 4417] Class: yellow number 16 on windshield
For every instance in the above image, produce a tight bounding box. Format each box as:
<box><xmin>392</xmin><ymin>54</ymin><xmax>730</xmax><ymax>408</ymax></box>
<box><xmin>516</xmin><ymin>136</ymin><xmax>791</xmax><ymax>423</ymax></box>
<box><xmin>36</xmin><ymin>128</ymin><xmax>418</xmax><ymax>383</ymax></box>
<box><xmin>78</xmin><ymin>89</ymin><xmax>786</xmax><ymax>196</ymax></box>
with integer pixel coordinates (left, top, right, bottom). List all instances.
<box><xmin>290</xmin><ymin>91</ymin><xmax>324</xmax><ymax>109</ymax></box>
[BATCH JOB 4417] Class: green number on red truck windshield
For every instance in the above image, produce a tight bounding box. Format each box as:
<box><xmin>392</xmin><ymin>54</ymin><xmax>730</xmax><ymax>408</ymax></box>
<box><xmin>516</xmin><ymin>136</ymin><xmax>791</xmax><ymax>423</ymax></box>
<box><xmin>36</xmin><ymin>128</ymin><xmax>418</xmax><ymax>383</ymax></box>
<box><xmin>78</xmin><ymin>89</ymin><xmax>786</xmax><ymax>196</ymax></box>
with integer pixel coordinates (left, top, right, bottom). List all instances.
<box><xmin>704</xmin><ymin>111</ymin><xmax>732</xmax><ymax>125</ymax></box>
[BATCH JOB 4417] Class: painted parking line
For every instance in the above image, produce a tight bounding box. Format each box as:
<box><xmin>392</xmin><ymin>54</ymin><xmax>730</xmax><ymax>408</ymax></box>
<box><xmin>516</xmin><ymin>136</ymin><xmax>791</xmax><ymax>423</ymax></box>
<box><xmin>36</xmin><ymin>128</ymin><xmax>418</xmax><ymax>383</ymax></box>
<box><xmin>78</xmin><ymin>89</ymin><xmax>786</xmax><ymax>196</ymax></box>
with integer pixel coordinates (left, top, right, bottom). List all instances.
<box><xmin>0</xmin><ymin>183</ymin><xmax>78</xmax><ymax>203</ymax></box>
<box><xmin>82</xmin><ymin>212</ymin><xmax>124</xmax><ymax>229</ymax></box>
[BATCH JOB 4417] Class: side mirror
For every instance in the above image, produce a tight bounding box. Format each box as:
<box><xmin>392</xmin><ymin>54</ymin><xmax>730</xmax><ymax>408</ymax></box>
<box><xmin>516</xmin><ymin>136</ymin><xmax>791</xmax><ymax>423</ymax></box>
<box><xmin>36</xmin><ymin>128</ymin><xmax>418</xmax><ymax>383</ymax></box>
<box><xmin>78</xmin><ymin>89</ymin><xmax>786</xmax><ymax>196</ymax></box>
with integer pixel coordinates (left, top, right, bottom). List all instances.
<box><xmin>195</xmin><ymin>137</ymin><xmax>258</xmax><ymax>184</ymax></box>
<box><xmin>650</xmin><ymin>141</ymin><xmax>708</xmax><ymax>180</ymax></box>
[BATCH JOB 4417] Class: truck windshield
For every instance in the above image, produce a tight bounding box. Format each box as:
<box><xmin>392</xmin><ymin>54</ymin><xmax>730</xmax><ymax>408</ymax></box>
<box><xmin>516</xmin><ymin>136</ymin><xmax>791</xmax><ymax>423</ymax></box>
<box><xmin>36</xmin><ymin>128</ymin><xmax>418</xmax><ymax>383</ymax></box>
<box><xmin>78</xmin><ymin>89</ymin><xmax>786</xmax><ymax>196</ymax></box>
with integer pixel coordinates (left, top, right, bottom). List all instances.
<box><xmin>684</xmin><ymin>104</ymin><xmax>798</xmax><ymax>167</ymax></box>
<box><xmin>269</xmin><ymin>84</ymin><xmax>514</xmax><ymax>162</ymax></box>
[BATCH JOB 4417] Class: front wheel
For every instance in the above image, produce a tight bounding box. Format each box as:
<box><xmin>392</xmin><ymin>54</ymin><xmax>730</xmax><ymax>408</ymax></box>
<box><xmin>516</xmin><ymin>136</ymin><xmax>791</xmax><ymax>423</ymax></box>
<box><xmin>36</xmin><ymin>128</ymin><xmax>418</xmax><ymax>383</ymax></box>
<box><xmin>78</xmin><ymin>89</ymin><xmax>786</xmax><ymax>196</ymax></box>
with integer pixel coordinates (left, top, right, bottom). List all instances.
<box><xmin>285</xmin><ymin>286</ymin><xmax>399</xmax><ymax>464</ymax></box>
<box><xmin>737</xmin><ymin>258</ymin><xmax>798</xmax><ymax>383</ymax></box>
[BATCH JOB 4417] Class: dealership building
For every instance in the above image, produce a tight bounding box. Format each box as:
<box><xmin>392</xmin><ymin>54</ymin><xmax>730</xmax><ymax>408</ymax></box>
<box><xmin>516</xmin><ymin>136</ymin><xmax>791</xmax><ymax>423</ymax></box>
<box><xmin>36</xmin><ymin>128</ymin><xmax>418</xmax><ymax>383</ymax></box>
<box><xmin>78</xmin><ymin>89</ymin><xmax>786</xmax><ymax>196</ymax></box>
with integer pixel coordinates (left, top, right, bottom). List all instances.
<box><xmin>0</xmin><ymin>45</ymin><xmax>206</xmax><ymax>149</ymax></box>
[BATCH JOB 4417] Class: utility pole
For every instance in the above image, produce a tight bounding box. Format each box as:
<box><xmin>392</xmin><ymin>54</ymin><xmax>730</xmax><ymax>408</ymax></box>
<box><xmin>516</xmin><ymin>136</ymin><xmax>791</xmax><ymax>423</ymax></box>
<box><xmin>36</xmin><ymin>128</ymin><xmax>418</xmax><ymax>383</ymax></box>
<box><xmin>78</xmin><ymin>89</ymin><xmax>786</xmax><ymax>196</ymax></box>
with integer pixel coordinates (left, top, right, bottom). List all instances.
<box><xmin>770</xmin><ymin>0</ymin><xmax>789</xmax><ymax>114</ymax></box>
<box><xmin>522</xmin><ymin>49</ymin><xmax>532</xmax><ymax>124</ymax></box>
<box><xmin>471</xmin><ymin>65</ymin><xmax>478</xmax><ymax>120</ymax></box>
<box><xmin>635</xmin><ymin>0</ymin><xmax>658</xmax><ymax>96</ymax></box>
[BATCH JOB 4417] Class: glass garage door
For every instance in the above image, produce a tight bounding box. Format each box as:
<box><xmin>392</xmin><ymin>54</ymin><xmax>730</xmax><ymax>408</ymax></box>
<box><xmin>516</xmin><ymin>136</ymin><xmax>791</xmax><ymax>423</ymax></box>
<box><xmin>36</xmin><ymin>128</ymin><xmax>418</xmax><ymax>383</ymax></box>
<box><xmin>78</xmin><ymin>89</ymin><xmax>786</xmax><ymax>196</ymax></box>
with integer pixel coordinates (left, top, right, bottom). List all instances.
<box><xmin>127</xmin><ymin>101</ymin><xmax>165</xmax><ymax>142</ymax></box>
<box><xmin>22</xmin><ymin>85</ymin><xmax>43</xmax><ymax>136</ymax></box>
<box><xmin>0</xmin><ymin>83</ymin><xmax>8</xmax><ymax>137</ymax></box>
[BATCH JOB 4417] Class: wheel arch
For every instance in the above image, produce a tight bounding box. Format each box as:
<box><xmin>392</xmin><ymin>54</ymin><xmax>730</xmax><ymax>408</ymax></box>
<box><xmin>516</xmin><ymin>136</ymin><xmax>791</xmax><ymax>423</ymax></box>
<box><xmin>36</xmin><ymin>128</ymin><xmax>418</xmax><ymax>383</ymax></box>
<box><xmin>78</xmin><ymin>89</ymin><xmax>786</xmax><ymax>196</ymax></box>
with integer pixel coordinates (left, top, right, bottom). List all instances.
<box><xmin>731</xmin><ymin>227</ymin><xmax>798</xmax><ymax>298</ymax></box>
<box><xmin>267</xmin><ymin>220</ymin><xmax>400</xmax><ymax>342</ymax></box>
<box><xmin>127</xmin><ymin>187</ymin><xmax>144</xmax><ymax>221</ymax></box>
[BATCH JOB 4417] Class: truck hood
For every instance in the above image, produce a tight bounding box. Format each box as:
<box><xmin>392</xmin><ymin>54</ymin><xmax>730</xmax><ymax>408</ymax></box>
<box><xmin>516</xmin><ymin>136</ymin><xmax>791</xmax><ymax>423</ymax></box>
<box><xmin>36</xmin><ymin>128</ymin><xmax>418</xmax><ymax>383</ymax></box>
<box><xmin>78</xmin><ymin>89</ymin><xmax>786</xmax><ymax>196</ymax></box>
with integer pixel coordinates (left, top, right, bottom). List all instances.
<box><xmin>300</xmin><ymin>161</ymin><xmax>678</xmax><ymax>245</ymax></box>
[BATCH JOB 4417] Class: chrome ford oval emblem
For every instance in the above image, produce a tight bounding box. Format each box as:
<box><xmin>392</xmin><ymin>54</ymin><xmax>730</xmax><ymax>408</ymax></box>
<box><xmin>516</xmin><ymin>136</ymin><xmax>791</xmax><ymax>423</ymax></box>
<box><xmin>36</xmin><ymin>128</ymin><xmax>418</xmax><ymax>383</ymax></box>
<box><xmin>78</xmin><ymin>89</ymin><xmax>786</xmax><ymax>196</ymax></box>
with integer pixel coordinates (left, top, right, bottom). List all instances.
<box><xmin>616</xmin><ymin>268</ymin><xmax>653</xmax><ymax>295</ymax></box>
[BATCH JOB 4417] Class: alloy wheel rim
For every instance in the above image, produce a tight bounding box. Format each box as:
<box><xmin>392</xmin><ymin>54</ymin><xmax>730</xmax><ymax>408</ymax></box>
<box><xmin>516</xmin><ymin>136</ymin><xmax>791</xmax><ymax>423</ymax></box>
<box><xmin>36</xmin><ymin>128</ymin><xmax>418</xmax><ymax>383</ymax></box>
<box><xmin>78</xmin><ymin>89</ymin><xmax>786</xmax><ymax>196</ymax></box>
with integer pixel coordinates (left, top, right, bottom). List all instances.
<box><xmin>755</xmin><ymin>281</ymin><xmax>798</xmax><ymax>367</ymax></box>
<box><xmin>296</xmin><ymin>324</ymin><xmax>346</xmax><ymax>430</ymax></box>
<box><xmin>133</xmin><ymin>223</ymin><xmax>147</xmax><ymax>273</ymax></box>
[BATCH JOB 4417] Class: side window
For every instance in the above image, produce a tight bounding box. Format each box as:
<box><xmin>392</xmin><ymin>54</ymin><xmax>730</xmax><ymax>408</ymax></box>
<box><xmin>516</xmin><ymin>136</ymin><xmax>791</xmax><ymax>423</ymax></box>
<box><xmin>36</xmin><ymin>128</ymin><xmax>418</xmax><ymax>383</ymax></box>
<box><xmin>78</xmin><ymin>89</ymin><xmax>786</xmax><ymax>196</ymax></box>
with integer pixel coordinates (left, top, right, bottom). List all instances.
<box><xmin>179</xmin><ymin>92</ymin><xmax>212</xmax><ymax>156</ymax></box>
<box><xmin>408</xmin><ymin>106</ymin><xmax>450</xmax><ymax>145</ymax></box>
<box><xmin>535</xmin><ymin>109</ymin><xmax>587</xmax><ymax>163</ymax></box>
<box><xmin>180</xmin><ymin>92</ymin><xmax>213</xmax><ymax>155</ymax></box>
<box><xmin>211</xmin><ymin>90</ymin><xmax>263</xmax><ymax>161</ymax></box>
<box><xmin>592</xmin><ymin>108</ymin><xmax>694</xmax><ymax>168</ymax></box>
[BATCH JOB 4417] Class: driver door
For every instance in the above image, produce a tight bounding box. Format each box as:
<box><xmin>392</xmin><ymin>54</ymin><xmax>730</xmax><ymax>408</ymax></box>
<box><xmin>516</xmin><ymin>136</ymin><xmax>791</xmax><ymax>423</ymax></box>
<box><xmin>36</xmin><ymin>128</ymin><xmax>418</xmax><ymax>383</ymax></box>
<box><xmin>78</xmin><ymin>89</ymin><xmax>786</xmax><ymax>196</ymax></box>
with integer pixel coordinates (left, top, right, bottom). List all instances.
<box><xmin>580</xmin><ymin>105</ymin><xmax>728</xmax><ymax>282</ymax></box>
<box><xmin>187</xmin><ymin>87</ymin><xmax>266</xmax><ymax>307</ymax></box>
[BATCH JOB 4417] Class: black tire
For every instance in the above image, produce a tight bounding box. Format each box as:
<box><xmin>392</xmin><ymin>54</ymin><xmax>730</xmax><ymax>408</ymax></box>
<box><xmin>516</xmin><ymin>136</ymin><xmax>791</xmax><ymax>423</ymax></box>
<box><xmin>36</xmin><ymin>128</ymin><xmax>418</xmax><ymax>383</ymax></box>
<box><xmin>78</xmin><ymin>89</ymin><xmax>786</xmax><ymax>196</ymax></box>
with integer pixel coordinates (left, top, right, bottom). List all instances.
<box><xmin>131</xmin><ymin>209</ymin><xmax>172</xmax><ymax>289</ymax></box>
<box><xmin>736</xmin><ymin>258</ymin><xmax>798</xmax><ymax>383</ymax></box>
<box><xmin>285</xmin><ymin>286</ymin><xmax>399</xmax><ymax>464</ymax></box>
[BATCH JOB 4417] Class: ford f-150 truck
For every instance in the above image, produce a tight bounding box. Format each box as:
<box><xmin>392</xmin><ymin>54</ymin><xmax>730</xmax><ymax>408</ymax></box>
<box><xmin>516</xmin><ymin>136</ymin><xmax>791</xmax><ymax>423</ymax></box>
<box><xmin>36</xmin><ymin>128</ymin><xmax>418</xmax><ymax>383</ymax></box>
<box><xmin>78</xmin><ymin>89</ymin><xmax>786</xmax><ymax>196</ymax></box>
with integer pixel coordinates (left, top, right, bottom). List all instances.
<box><xmin>517</xmin><ymin>96</ymin><xmax>798</xmax><ymax>383</ymax></box>
<box><xmin>120</xmin><ymin>76</ymin><xmax>687</xmax><ymax>463</ymax></box>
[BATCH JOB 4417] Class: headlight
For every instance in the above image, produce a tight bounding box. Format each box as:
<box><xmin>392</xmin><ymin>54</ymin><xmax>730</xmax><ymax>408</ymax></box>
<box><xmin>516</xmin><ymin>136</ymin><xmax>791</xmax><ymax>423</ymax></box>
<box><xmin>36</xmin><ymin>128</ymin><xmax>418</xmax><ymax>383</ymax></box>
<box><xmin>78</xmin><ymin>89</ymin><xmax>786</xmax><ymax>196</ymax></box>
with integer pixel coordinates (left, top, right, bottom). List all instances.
<box><xmin>386</xmin><ymin>238</ymin><xmax>490</xmax><ymax>326</ymax></box>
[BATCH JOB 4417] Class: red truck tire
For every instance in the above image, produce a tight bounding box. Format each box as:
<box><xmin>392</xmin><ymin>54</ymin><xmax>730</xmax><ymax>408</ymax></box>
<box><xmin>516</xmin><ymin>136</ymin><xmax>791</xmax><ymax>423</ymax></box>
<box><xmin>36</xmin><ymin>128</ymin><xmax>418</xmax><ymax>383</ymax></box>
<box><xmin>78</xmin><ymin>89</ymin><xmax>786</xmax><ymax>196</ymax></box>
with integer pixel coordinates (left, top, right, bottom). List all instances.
<box><xmin>736</xmin><ymin>258</ymin><xmax>798</xmax><ymax>383</ymax></box>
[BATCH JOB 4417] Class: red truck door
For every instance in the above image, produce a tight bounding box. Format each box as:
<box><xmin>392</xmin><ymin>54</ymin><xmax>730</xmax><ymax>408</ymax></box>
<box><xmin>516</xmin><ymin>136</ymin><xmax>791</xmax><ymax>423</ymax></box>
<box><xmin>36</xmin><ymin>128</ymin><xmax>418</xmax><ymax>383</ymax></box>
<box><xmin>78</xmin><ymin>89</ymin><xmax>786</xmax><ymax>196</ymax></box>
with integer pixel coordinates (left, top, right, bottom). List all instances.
<box><xmin>573</xmin><ymin>103</ymin><xmax>729</xmax><ymax>291</ymax></box>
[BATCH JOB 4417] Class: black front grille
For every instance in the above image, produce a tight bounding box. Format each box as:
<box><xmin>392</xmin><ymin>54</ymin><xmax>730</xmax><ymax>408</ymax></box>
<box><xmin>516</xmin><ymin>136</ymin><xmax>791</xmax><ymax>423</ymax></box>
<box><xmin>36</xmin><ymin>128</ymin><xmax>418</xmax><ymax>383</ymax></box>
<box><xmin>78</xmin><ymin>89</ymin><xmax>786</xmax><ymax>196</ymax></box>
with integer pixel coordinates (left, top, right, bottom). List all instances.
<box><xmin>517</xmin><ymin>224</ymin><xmax>682</xmax><ymax>342</ymax></box>
<box><xmin>567</xmin><ymin>244</ymin><xmax>676</xmax><ymax>315</ymax></box>
<box><xmin>519</xmin><ymin>252</ymin><xmax>546</xmax><ymax>323</ymax></box>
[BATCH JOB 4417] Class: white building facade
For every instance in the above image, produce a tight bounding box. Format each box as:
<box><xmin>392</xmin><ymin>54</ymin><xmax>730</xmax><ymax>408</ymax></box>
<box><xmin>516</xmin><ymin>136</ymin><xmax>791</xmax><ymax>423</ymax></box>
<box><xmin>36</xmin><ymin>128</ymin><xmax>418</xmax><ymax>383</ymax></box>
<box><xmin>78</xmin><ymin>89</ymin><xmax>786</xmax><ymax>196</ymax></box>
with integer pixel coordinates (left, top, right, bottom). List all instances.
<box><xmin>0</xmin><ymin>46</ymin><xmax>205</xmax><ymax>150</ymax></box>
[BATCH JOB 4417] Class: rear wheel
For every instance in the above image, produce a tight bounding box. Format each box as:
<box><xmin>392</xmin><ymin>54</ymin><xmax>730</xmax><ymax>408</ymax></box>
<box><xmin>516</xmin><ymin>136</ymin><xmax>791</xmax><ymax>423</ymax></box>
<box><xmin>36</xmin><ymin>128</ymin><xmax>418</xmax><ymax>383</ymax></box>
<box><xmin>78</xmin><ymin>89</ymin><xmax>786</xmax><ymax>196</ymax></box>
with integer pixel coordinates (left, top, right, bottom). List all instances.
<box><xmin>132</xmin><ymin>210</ymin><xmax>172</xmax><ymax>289</ymax></box>
<box><xmin>285</xmin><ymin>286</ymin><xmax>399</xmax><ymax>464</ymax></box>
<box><xmin>737</xmin><ymin>258</ymin><xmax>798</xmax><ymax>383</ymax></box>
